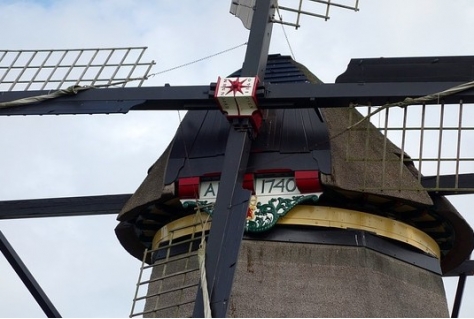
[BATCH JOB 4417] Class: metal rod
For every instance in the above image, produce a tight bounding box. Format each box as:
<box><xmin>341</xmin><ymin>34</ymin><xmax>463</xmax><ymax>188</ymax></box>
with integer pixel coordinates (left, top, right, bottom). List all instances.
<box><xmin>436</xmin><ymin>103</ymin><xmax>445</xmax><ymax>189</ymax></box>
<box><xmin>399</xmin><ymin>106</ymin><xmax>408</xmax><ymax>189</ymax></box>
<box><xmin>346</xmin><ymin>157</ymin><xmax>474</xmax><ymax>163</ymax></box>
<box><xmin>137</xmin><ymin>282</ymin><xmax>199</xmax><ymax>301</ymax></box>
<box><xmin>296</xmin><ymin>0</ymin><xmax>304</xmax><ymax>28</ymax></box>
<box><xmin>123</xmin><ymin>48</ymin><xmax>147</xmax><ymax>88</ymax></box>
<box><xmin>0</xmin><ymin>50</ymin><xmax>8</xmax><ymax>64</ymax></box>
<box><xmin>25</xmin><ymin>50</ymin><xmax>53</xmax><ymax>91</ymax></box>
<box><xmin>0</xmin><ymin>50</ymin><xmax>21</xmax><ymax>86</ymax></box>
<box><xmin>152</xmin><ymin>225</ymin><xmax>176</xmax><ymax>312</ymax></box>
<box><xmin>0</xmin><ymin>230</ymin><xmax>61</xmax><ymax>318</ymax></box>
<box><xmin>271</xmin><ymin>19</ymin><xmax>300</xmax><ymax>28</ymax></box>
<box><xmin>109</xmin><ymin>48</ymin><xmax>130</xmax><ymax>86</ymax></box>
<box><xmin>455</xmin><ymin>100</ymin><xmax>464</xmax><ymax>189</ymax></box>
<box><xmin>91</xmin><ymin>48</ymin><xmax>115</xmax><ymax>86</ymax></box>
<box><xmin>58</xmin><ymin>49</ymin><xmax>83</xmax><ymax>90</ymax></box>
<box><xmin>381</xmin><ymin>106</ymin><xmax>390</xmax><ymax>188</ymax></box>
<box><xmin>325</xmin><ymin>0</ymin><xmax>331</xmax><ymax>20</ymax></box>
<box><xmin>177</xmin><ymin>220</ymin><xmax>201</xmax><ymax>317</ymax></box>
<box><xmin>42</xmin><ymin>50</ymin><xmax>68</xmax><ymax>90</ymax></box>
<box><xmin>5</xmin><ymin>61</ymin><xmax>153</xmax><ymax>69</ymax></box>
<box><xmin>418</xmin><ymin>103</ymin><xmax>426</xmax><ymax>184</ymax></box>
<box><xmin>140</xmin><ymin>267</ymin><xmax>200</xmax><ymax>286</ymax></box>
<box><xmin>75</xmin><ymin>49</ymin><xmax>100</xmax><ymax>86</ymax></box>
<box><xmin>362</xmin><ymin>104</ymin><xmax>372</xmax><ymax>191</ymax></box>
<box><xmin>144</xmin><ymin>251</ymin><xmax>199</xmax><ymax>269</ymax></box>
<box><xmin>277</xmin><ymin>5</ymin><xmax>328</xmax><ymax>20</ymax></box>
<box><xmin>0</xmin><ymin>47</ymin><xmax>147</xmax><ymax>54</ymax></box>
<box><xmin>377</xmin><ymin>126</ymin><xmax>474</xmax><ymax>131</ymax></box>
<box><xmin>136</xmin><ymin>299</ymin><xmax>195</xmax><ymax>316</ymax></box>
<box><xmin>9</xmin><ymin>51</ymin><xmax>37</xmax><ymax>91</ymax></box>
<box><xmin>346</xmin><ymin>106</ymin><xmax>353</xmax><ymax>164</ymax></box>
<box><xmin>139</xmin><ymin>59</ymin><xmax>155</xmax><ymax>87</ymax></box>
<box><xmin>133</xmin><ymin>299</ymin><xmax>196</xmax><ymax>317</ymax></box>
<box><xmin>129</xmin><ymin>248</ymin><xmax>149</xmax><ymax>317</ymax></box>
<box><xmin>451</xmin><ymin>274</ymin><xmax>467</xmax><ymax>318</ymax></box>
<box><xmin>309</xmin><ymin>0</ymin><xmax>359</xmax><ymax>11</ymax></box>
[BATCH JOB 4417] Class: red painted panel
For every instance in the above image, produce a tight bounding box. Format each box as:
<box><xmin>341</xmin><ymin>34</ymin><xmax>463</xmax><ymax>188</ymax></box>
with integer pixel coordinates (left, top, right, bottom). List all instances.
<box><xmin>295</xmin><ymin>170</ymin><xmax>321</xmax><ymax>193</ymax></box>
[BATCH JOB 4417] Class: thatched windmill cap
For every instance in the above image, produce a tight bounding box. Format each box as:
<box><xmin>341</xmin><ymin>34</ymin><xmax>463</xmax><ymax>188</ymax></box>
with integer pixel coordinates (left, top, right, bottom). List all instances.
<box><xmin>115</xmin><ymin>54</ymin><xmax>473</xmax><ymax>273</ymax></box>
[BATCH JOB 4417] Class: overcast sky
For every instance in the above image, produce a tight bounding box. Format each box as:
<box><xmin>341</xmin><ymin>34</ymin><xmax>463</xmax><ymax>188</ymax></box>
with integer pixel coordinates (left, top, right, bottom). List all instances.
<box><xmin>0</xmin><ymin>0</ymin><xmax>473</xmax><ymax>317</ymax></box>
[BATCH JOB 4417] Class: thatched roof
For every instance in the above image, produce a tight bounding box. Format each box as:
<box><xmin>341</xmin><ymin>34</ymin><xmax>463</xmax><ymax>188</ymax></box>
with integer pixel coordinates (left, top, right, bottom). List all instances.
<box><xmin>320</xmin><ymin>106</ymin><xmax>432</xmax><ymax>205</ymax></box>
<box><xmin>115</xmin><ymin>54</ymin><xmax>473</xmax><ymax>272</ymax></box>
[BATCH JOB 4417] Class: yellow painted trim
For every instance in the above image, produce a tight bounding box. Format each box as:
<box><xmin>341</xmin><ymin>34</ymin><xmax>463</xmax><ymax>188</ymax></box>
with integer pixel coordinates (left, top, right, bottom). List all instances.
<box><xmin>279</xmin><ymin>206</ymin><xmax>440</xmax><ymax>258</ymax></box>
<box><xmin>152</xmin><ymin>212</ymin><xmax>211</xmax><ymax>250</ymax></box>
<box><xmin>152</xmin><ymin>206</ymin><xmax>440</xmax><ymax>259</ymax></box>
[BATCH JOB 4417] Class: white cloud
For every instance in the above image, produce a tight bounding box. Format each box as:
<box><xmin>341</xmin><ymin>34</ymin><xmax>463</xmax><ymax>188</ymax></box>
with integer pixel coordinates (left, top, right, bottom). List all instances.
<box><xmin>1</xmin><ymin>0</ymin><xmax>474</xmax><ymax>317</ymax></box>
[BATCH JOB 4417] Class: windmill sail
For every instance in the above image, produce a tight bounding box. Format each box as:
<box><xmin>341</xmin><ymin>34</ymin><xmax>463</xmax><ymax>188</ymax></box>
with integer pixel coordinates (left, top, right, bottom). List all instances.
<box><xmin>230</xmin><ymin>0</ymin><xmax>255</xmax><ymax>29</ymax></box>
<box><xmin>0</xmin><ymin>47</ymin><xmax>155</xmax><ymax>92</ymax></box>
<box><xmin>336</xmin><ymin>56</ymin><xmax>474</xmax><ymax>195</ymax></box>
<box><xmin>231</xmin><ymin>0</ymin><xmax>360</xmax><ymax>29</ymax></box>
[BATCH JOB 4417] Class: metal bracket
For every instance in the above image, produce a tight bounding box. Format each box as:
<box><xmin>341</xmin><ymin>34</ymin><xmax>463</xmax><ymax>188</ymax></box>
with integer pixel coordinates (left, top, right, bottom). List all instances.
<box><xmin>214</xmin><ymin>76</ymin><xmax>263</xmax><ymax>134</ymax></box>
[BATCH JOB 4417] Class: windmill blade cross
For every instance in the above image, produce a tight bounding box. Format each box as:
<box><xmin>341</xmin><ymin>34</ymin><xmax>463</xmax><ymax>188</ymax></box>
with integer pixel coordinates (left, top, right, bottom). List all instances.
<box><xmin>194</xmin><ymin>0</ymin><xmax>275</xmax><ymax>316</ymax></box>
<box><xmin>0</xmin><ymin>195</ymin><xmax>131</xmax><ymax>220</ymax></box>
<box><xmin>3</xmin><ymin>81</ymin><xmax>474</xmax><ymax>116</ymax></box>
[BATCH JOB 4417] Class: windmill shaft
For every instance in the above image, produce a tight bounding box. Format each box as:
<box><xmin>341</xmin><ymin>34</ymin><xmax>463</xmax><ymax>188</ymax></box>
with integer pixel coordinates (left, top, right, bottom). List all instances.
<box><xmin>422</xmin><ymin>174</ymin><xmax>474</xmax><ymax>195</ymax></box>
<box><xmin>0</xmin><ymin>194</ymin><xmax>131</xmax><ymax>219</ymax></box>
<box><xmin>2</xmin><ymin>172</ymin><xmax>473</xmax><ymax>221</ymax></box>
<box><xmin>240</xmin><ymin>0</ymin><xmax>275</xmax><ymax>79</ymax></box>
<box><xmin>193</xmin><ymin>126</ymin><xmax>253</xmax><ymax>318</ymax></box>
<box><xmin>452</xmin><ymin>274</ymin><xmax>467</xmax><ymax>318</ymax></box>
<box><xmin>194</xmin><ymin>0</ymin><xmax>276</xmax><ymax>317</ymax></box>
<box><xmin>2</xmin><ymin>81</ymin><xmax>474</xmax><ymax>116</ymax></box>
<box><xmin>0</xmin><ymin>231</ymin><xmax>61</xmax><ymax>318</ymax></box>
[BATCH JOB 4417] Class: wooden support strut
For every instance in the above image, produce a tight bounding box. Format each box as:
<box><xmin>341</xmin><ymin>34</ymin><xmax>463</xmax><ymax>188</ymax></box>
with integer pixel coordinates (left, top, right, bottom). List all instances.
<box><xmin>3</xmin><ymin>81</ymin><xmax>474</xmax><ymax>116</ymax></box>
<box><xmin>0</xmin><ymin>231</ymin><xmax>61</xmax><ymax>318</ymax></box>
<box><xmin>193</xmin><ymin>0</ymin><xmax>277</xmax><ymax>317</ymax></box>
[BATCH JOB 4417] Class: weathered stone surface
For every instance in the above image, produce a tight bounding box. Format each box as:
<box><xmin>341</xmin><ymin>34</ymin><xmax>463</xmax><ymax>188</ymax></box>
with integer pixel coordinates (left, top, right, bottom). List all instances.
<box><xmin>229</xmin><ymin>240</ymin><xmax>448</xmax><ymax>318</ymax></box>
<box><xmin>144</xmin><ymin>252</ymin><xmax>200</xmax><ymax>318</ymax></box>
<box><xmin>143</xmin><ymin>239</ymin><xmax>448</xmax><ymax>318</ymax></box>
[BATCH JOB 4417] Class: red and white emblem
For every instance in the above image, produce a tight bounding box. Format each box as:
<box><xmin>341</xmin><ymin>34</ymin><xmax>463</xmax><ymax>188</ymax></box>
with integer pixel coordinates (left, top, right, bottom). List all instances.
<box><xmin>214</xmin><ymin>76</ymin><xmax>259</xmax><ymax>118</ymax></box>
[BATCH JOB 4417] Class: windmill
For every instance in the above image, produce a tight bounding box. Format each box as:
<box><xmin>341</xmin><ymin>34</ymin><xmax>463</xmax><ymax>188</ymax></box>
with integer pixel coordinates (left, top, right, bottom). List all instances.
<box><xmin>0</xmin><ymin>1</ymin><xmax>474</xmax><ymax>318</ymax></box>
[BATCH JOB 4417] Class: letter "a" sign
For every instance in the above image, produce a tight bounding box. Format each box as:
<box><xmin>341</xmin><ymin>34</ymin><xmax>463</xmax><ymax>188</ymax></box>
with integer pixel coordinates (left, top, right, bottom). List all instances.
<box><xmin>200</xmin><ymin>181</ymin><xmax>219</xmax><ymax>199</ymax></box>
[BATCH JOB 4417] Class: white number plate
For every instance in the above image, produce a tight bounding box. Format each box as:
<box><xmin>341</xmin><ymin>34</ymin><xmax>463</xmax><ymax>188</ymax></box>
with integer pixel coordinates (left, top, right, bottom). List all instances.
<box><xmin>255</xmin><ymin>177</ymin><xmax>300</xmax><ymax>196</ymax></box>
<box><xmin>198</xmin><ymin>176</ymin><xmax>301</xmax><ymax>201</ymax></box>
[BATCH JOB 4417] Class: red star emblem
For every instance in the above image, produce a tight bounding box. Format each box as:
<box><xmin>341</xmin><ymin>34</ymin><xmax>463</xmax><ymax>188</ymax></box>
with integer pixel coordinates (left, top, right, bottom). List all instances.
<box><xmin>224</xmin><ymin>78</ymin><xmax>249</xmax><ymax>95</ymax></box>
